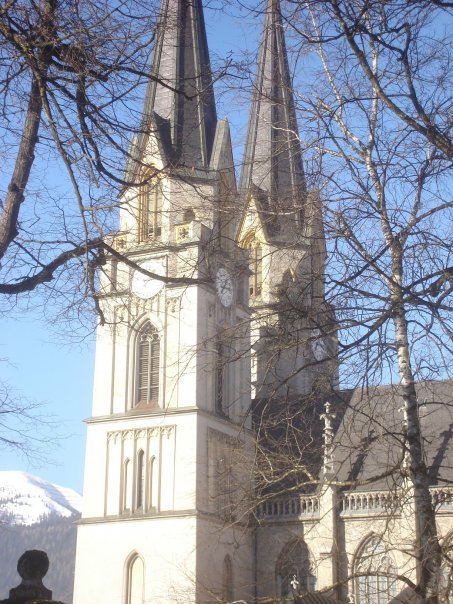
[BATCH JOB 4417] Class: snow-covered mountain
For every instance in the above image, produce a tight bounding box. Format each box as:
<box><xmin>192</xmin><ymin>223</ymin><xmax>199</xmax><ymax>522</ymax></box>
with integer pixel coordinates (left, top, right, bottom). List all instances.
<box><xmin>0</xmin><ymin>471</ymin><xmax>82</xmax><ymax>526</ymax></box>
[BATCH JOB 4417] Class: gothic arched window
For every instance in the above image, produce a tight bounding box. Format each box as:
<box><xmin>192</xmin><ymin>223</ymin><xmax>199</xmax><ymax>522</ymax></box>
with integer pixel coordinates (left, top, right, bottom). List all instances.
<box><xmin>276</xmin><ymin>539</ymin><xmax>316</xmax><ymax>601</ymax></box>
<box><xmin>354</xmin><ymin>535</ymin><xmax>398</xmax><ymax>604</ymax></box>
<box><xmin>125</xmin><ymin>553</ymin><xmax>144</xmax><ymax>604</ymax></box>
<box><xmin>222</xmin><ymin>555</ymin><xmax>233</xmax><ymax>602</ymax></box>
<box><xmin>148</xmin><ymin>456</ymin><xmax>155</xmax><ymax>510</ymax></box>
<box><xmin>440</xmin><ymin>534</ymin><xmax>453</xmax><ymax>603</ymax></box>
<box><xmin>136</xmin><ymin>449</ymin><xmax>145</xmax><ymax>510</ymax></box>
<box><xmin>138</xmin><ymin>178</ymin><xmax>162</xmax><ymax>241</ymax></box>
<box><xmin>441</xmin><ymin>563</ymin><xmax>453</xmax><ymax>603</ymax></box>
<box><xmin>136</xmin><ymin>323</ymin><xmax>160</xmax><ymax>406</ymax></box>
<box><xmin>279</xmin><ymin>269</ymin><xmax>294</xmax><ymax>299</ymax></box>
<box><xmin>242</xmin><ymin>232</ymin><xmax>263</xmax><ymax>299</ymax></box>
<box><xmin>122</xmin><ymin>459</ymin><xmax>132</xmax><ymax>512</ymax></box>
<box><xmin>215</xmin><ymin>338</ymin><xmax>225</xmax><ymax>416</ymax></box>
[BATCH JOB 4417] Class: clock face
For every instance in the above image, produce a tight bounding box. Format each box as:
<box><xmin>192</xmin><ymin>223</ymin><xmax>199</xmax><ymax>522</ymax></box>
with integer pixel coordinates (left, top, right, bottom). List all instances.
<box><xmin>131</xmin><ymin>260</ymin><xmax>166</xmax><ymax>300</ymax></box>
<box><xmin>216</xmin><ymin>267</ymin><xmax>233</xmax><ymax>307</ymax></box>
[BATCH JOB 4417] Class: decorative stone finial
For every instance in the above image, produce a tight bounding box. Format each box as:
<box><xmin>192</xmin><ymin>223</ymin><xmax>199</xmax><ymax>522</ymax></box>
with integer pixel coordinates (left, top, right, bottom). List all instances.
<box><xmin>290</xmin><ymin>574</ymin><xmax>300</xmax><ymax>596</ymax></box>
<box><xmin>321</xmin><ymin>401</ymin><xmax>336</xmax><ymax>477</ymax></box>
<box><xmin>0</xmin><ymin>550</ymin><xmax>55</xmax><ymax>604</ymax></box>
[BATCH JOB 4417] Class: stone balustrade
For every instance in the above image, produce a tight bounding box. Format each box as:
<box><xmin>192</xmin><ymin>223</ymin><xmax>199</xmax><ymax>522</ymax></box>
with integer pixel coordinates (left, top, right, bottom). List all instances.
<box><xmin>257</xmin><ymin>495</ymin><xmax>320</xmax><ymax>519</ymax></box>
<box><xmin>340</xmin><ymin>490</ymin><xmax>399</xmax><ymax>515</ymax></box>
<box><xmin>341</xmin><ymin>486</ymin><xmax>453</xmax><ymax>516</ymax></box>
<box><xmin>256</xmin><ymin>486</ymin><xmax>453</xmax><ymax>521</ymax></box>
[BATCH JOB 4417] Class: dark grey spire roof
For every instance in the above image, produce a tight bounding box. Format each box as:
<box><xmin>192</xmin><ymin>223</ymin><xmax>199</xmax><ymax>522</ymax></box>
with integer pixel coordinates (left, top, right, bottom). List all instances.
<box><xmin>141</xmin><ymin>0</ymin><xmax>217</xmax><ymax>169</ymax></box>
<box><xmin>239</xmin><ymin>0</ymin><xmax>305</xmax><ymax>215</ymax></box>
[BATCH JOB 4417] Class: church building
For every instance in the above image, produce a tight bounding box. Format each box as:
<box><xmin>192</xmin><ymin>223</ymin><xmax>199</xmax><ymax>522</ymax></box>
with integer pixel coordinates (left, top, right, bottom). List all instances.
<box><xmin>73</xmin><ymin>0</ymin><xmax>453</xmax><ymax>602</ymax></box>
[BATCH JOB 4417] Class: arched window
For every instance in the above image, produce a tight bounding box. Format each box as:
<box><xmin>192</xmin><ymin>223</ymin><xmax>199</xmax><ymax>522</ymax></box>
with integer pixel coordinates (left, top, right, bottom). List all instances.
<box><xmin>126</xmin><ymin>554</ymin><xmax>144</xmax><ymax>604</ymax></box>
<box><xmin>136</xmin><ymin>450</ymin><xmax>145</xmax><ymax>510</ymax></box>
<box><xmin>138</xmin><ymin>179</ymin><xmax>162</xmax><ymax>241</ymax></box>
<box><xmin>354</xmin><ymin>535</ymin><xmax>398</xmax><ymax>604</ymax></box>
<box><xmin>440</xmin><ymin>534</ymin><xmax>453</xmax><ymax>603</ymax></box>
<box><xmin>242</xmin><ymin>233</ymin><xmax>263</xmax><ymax>299</ymax></box>
<box><xmin>122</xmin><ymin>459</ymin><xmax>132</xmax><ymax>512</ymax></box>
<box><xmin>215</xmin><ymin>338</ymin><xmax>225</xmax><ymax>416</ymax></box>
<box><xmin>222</xmin><ymin>555</ymin><xmax>233</xmax><ymax>602</ymax></box>
<box><xmin>441</xmin><ymin>563</ymin><xmax>453</xmax><ymax>603</ymax></box>
<box><xmin>136</xmin><ymin>323</ymin><xmax>160</xmax><ymax>406</ymax></box>
<box><xmin>148</xmin><ymin>456</ymin><xmax>155</xmax><ymax>510</ymax></box>
<box><xmin>279</xmin><ymin>269</ymin><xmax>294</xmax><ymax>299</ymax></box>
<box><xmin>276</xmin><ymin>539</ymin><xmax>316</xmax><ymax>601</ymax></box>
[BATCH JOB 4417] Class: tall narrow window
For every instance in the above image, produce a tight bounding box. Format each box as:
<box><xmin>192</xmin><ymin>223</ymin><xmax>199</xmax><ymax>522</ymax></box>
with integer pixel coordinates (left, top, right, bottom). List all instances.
<box><xmin>218</xmin><ymin>173</ymin><xmax>231</xmax><ymax>251</ymax></box>
<box><xmin>139</xmin><ymin>180</ymin><xmax>162</xmax><ymax>241</ymax></box>
<box><xmin>241</xmin><ymin>233</ymin><xmax>263</xmax><ymax>299</ymax></box>
<box><xmin>123</xmin><ymin>459</ymin><xmax>132</xmax><ymax>512</ymax></box>
<box><xmin>126</xmin><ymin>554</ymin><xmax>144</xmax><ymax>604</ymax></box>
<box><xmin>222</xmin><ymin>555</ymin><xmax>233</xmax><ymax>602</ymax></box>
<box><xmin>215</xmin><ymin>339</ymin><xmax>225</xmax><ymax>416</ymax></box>
<box><xmin>148</xmin><ymin>456</ymin><xmax>155</xmax><ymax>510</ymax></box>
<box><xmin>136</xmin><ymin>450</ymin><xmax>145</xmax><ymax>510</ymax></box>
<box><xmin>441</xmin><ymin>552</ymin><xmax>453</xmax><ymax>603</ymax></box>
<box><xmin>252</xmin><ymin>242</ymin><xmax>263</xmax><ymax>297</ymax></box>
<box><xmin>136</xmin><ymin>323</ymin><xmax>160</xmax><ymax>406</ymax></box>
<box><xmin>110</xmin><ymin>258</ymin><xmax>118</xmax><ymax>292</ymax></box>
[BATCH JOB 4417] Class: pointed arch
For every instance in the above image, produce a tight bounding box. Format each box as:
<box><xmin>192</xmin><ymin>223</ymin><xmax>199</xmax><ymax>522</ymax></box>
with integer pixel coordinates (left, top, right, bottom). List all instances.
<box><xmin>276</xmin><ymin>538</ymin><xmax>316</xmax><ymax>599</ymax></box>
<box><xmin>148</xmin><ymin>455</ymin><xmax>156</xmax><ymax>510</ymax></box>
<box><xmin>222</xmin><ymin>554</ymin><xmax>233</xmax><ymax>602</ymax></box>
<box><xmin>440</xmin><ymin>532</ymin><xmax>453</xmax><ymax>603</ymax></box>
<box><xmin>282</xmin><ymin>268</ymin><xmax>294</xmax><ymax>287</ymax></box>
<box><xmin>124</xmin><ymin>551</ymin><xmax>145</xmax><ymax>604</ymax></box>
<box><xmin>136</xmin><ymin>449</ymin><xmax>145</xmax><ymax>510</ymax></box>
<box><xmin>122</xmin><ymin>458</ymin><xmax>132</xmax><ymax>512</ymax></box>
<box><xmin>135</xmin><ymin>321</ymin><xmax>161</xmax><ymax>407</ymax></box>
<box><xmin>241</xmin><ymin>231</ymin><xmax>263</xmax><ymax>300</ymax></box>
<box><xmin>138</xmin><ymin>176</ymin><xmax>162</xmax><ymax>242</ymax></box>
<box><xmin>353</xmin><ymin>534</ymin><xmax>398</xmax><ymax>604</ymax></box>
<box><xmin>278</xmin><ymin>268</ymin><xmax>294</xmax><ymax>300</ymax></box>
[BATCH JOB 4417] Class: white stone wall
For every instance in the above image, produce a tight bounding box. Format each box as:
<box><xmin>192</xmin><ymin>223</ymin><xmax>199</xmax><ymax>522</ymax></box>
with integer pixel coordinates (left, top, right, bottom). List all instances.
<box><xmin>74</xmin><ymin>516</ymin><xmax>198</xmax><ymax>604</ymax></box>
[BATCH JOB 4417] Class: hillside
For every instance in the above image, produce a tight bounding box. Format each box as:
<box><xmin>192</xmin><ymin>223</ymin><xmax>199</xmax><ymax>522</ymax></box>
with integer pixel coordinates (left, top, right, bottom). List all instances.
<box><xmin>0</xmin><ymin>472</ymin><xmax>82</xmax><ymax>603</ymax></box>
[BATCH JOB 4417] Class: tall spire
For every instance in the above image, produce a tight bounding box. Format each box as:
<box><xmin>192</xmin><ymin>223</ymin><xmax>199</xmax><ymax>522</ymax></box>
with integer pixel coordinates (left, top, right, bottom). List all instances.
<box><xmin>239</xmin><ymin>0</ymin><xmax>305</xmax><ymax>216</ymax></box>
<box><xmin>142</xmin><ymin>0</ymin><xmax>217</xmax><ymax>169</ymax></box>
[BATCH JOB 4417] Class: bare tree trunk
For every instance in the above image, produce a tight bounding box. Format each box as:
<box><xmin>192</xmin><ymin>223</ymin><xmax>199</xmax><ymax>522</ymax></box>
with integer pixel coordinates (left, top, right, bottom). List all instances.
<box><xmin>0</xmin><ymin>0</ymin><xmax>55</xmax><ymax>260</ymax></box>
<box><xmin>0</xmin><ymin>76</ymin><xmax>43</xmax><ymax>259</ymax></box>
<box><xmin>391</xmin><ymin>253</ymin><xmax>442</xmax><ymax>604</ymax></box>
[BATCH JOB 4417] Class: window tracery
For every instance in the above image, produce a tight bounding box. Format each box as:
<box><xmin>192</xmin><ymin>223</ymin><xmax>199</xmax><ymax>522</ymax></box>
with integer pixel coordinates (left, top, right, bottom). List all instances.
<box><xmin>354</xmin><ymin>536</ymin><xmax>398</xmax><ymax>604</ymax></box>
<box><xmin>276</xmin><ymin>539</ymin><xmax>316</xmax><ymax>601</ymax></box>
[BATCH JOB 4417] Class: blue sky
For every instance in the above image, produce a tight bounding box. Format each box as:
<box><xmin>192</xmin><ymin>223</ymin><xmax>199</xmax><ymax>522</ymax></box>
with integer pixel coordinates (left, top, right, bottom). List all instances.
<box><xmin>1</xmin><ymin>318</ymin><xmax>94</xmax><ymax>493</ymax></box>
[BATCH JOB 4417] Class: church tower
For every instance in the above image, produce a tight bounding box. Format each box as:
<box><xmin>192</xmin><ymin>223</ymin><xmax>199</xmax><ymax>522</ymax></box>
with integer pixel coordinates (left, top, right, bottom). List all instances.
<box><xmin>73</xmin><ymin>1</ymin><xmax>254</xmax><ymax>602</ymax></box>
<box><xmin>237</xmin><ymin>0</ymin><xmax>337</xmax><ymax>400</ymax></box>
